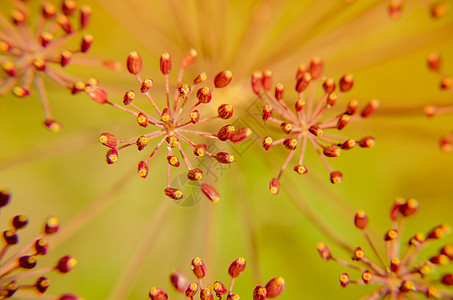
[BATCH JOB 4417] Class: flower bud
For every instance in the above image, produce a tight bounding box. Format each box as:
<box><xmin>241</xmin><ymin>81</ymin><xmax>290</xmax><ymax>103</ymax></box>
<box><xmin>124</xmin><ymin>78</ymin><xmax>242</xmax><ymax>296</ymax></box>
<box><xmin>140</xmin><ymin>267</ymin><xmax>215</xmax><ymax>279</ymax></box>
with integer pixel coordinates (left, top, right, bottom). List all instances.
<box><xmin>166</xmin><ymin>136</ymin><xmax>179</xmax><ymax>148</ymax></box>
<box><xmin>339</xmin><ymin>74</ymin><xmax>354</xmax><ymax>92</ymax></box>
<box><xmin>340</xmin><ymin>139</ymin><xmax>356</xmax><ymax>150</ymax></box>
<box><xmin>181</xmin><ymin>49</ymin><xmax>197</xmax><ymax>69</ymax></box>
<box><xmin>283</xmin><ymin>138</ymin><xmax>297</xmax><ymax>150</ymax></box>
<box><xmin>308</xmin><ymin>125</ymin><xmax>322</xmax><ymax>137</ymax></box>
<box><xmin>251</xmin><ymin>72</ymin><xmax>263</xmax><ymax>95</ymax></box>
<box><xmin>263</xmin><ymin>136</ymin><xmax>273</xmax><ymax>150</ymax></box>
<box><xmin>269</xmin><ymin>178</ymin><xmax>280</xmax><ymax>195</ymax></box>
<box><xmin>230</xmin><ymin>128</ymin><xmax>252</xmax><ymax>143</ymax></box>
<box><xmin>12</xmin><ymin>215</ymin><xmax>28</xmax><ymax>229</ymax></box>
<box><xmin>123</xmin><ymin>90</ymin><xmax>136</xmax><ymax>105</ymax></box>
<box><xmin>354</xmin><ymin>209</ymin><xmax>368</xmax><ymax>229</ymax></box>
<box><xmin>337</xmin><ymin>114</ymin><xmax>350</xmax><ymax>130</ymax></box>
<box><xmin>215</xmin><ymin>152</ymin><xmax>234</xmax><ymax>164</ymax></box>
<box><xmin>71</xmin><ymin>81</ymin><xmax>86</xmax><ymax>94</ymax></box>
<box><xmin>362</xmin><ymin>270</ymin><xmax>372</xmax><ymax>284</ymax></box>
<box><xmin>0</xmin><ymin>190</ymin><xmax>11</xmax><ymax>207</ymax></box>
<box><xmin>106</xmin><ymin>148</ymin><xmax>118</xmax><ymax>164</ymax></box>
<box><xmin>44</xmin><ymin>216</ymin><xmax>59</xmax><ymax>234</ymax></box>
<box><xmin>309</xmin><ymin>57</ymin><xmax>323</xmax><ymax>79</ymax></box>
<box><xmin>339</xmin><ymin>273</ymin><xmax>350</xmax><ymax>287</ymax></box>
<box><xmin>62</xmin><ymin>0</ymin><xmax>76</xmax><ymax>16</ymax></box>
<box><xmin>262</xmin><ymin>105</ymin><xmax>272</xmax><ymax>121</ymax></box>
<box><xmin>280</xmin><ymin>122</ymin><xmax>292</xmax><ymax>134</ymax></box>
<box><xmin>160</xmin><ymin>53</ymin><xmax>172</xmax><ymax>75</ymax></box>
<box><xmin>58</xmin><ymin>294</ymin><xmax>82</xmax><ymax>300</ymax></box>
<box><xmin>262</xmin><ymin>70</ymin><xmax>272</xmax><ymax>91</ymax></box>
<box><xmin>35</xmin><ymin>239</ymin><xmax>49</xmax><ymax>255</ymax></box>
<box><xmin>353</xmin><ymin>247</ymin><xmax>365</xmax><ymax>261</ymax></box>
<box><xmin>194</xmin><ymin>73</ymin><xmax>207</xmax><ymax>84</ymax></box>
<box><xmin>138</xmin><ymin>161</ymin><xmax>149</xmax><ymax>178</ymax></box>
<box><xmin>400</xmin><ymin>280</ymin><xmax>415</xmax><ymax>293</ymax></box>
<box><xmin>194</xmin><ymin>144</ymin><xmax>207</xmax><ymax>156</ymax></box>
<box><xmin>137</xmin><ymin>112</ymin><xmax>149</xmax><ymax>127</ymax></box>
<box><xmin>34</xmin><ymin>59</ymin><xmax>46</xmax><ymax>71</ymax></box>
<box><xmin>57</xmin><ymin>15</ymin><xmax>72</xmax><ymax>34</ymax></box>
<box><xmin>167</xmin><ymin>156</ymin><xmax>180</xmax><ymax>167</ymax></box>
<box><xmin>196</xmin><ymin>87</ymin><xmax>212</xmax><ymax>103</ymax></box>
<box><xmin>185</xmin><ymin>282</ymin><xmax>198</xmax><ymax>297</ymax></box>
<box><xmin>169</xmin><ymin>270</ymin><xmax>189</xmax><ymax>293</ymax></box>
<box><xmin>164</xmin><ymin>188</ymin><xmax>183</xmax><ymax>200</ymax></box>
<box><xmin>99</xmin><ymin>133</ymin><xmax>117</xmax><ymax>148</ymax></box>
<box><xmin>40</xmin><ymin>32</ymin><xmax>53</xmax><ymax>47</ymax></box>
<box><xmin>228</xmin><ymin>257</ymin><xmax>246</xmax><ymax>278</ymax></box>
<box><xmin>149</xmin><ymin>287</ymin><xmax>168</xmax><ymax>300</ymax></box>
<box><xmin>80</xmin><ymin>5</ymin><xmax>91</xmax><ymax>29</ymax></box>
<box><xmin>188</xmin><ymin>168</ymin><xmax>203</xmax><ymax>181</ymax></box>
<box><xmin>441</xmin><ymin>76</ymin><xmax>452</xmax><ymax>90</ymax></box>
<box><xmin>361</xmin><ymin>100</ymin><xmax>379</xmax><ymax>118</ymax></box>
<box><xmin>294</xmin><ymin>165</ymin><xmax>307</xmax><ymax>174</ymax></box>
<box><xmin>161</xmin><ymin>108</ymin><xmax>171</xmax><ymax>123</ymax></box>
<box><xmin>214</xmin><ymin>70</ymin><xmax>232</xmax><ymax>88</ymax></box>
<box><xmin>35</xmin><ymin>276</ymin><xmax>50</xmax><ymax>293</ymax></box>
<box><xmin>427</xmin><ymin>52</ymin><xmax>441</xmax><ymax>71</ymax></box>
<box><xmin>189</xmin><ymin>110</ymin><xmax>199</xmax><ymax>124</ymax></box>
<box><xmin>42</xmin><ymin>3</ymin><xmax>57</xmax><ymax>19</ymax></box>
<box><xmin>191</xmin><ymin>257</ymin><xmax>206</xmax><ymax>279</ymax></box>
<box><xmin>86</xmin><ymin>85</ymin><xmax>108</xmax><ymax>104</ymax></box>
<box><xmin>400</xmin><ymin>198</ymin><xmax>418</xmax><ymax>217</ymax></box>
<box><xmin>264</xmin><ymin>277</ymin><xmax>285</xmax><ymax>298</ymax></box>
<box><xmin>295</xmin><ymin>72</ymin><xmax>311</xmax><ymax>92</ymax></box>
<box><xmin>201</xmin><ymin>183</ymin><xmax>220</xmax><ymax>203</ymax></box>
<box><xmin>295</xmin><ymin>99</ymin><xmax>305</xmax><ymax>112</ymax></box>
<box><xmin>385</xmin><ymin>229</ymin><xmax>398</xmax><ymax>241</ymax></box>
<box><xmin>253</xmin><ymin>286</ymin><xmax>267</xmax><ymax>300</ymax></box>
<box><xmin>359</xmin><ymin>136</ymin><xmax>375</xmax><ymax>148</ymax></box>
<box><xmin>213</xmin><ymin>281</ymin><xmax>227</xmax><ymax>296</ymax></box>
<box><xmin>80</xmin><ymin>33</ymin><xmax>93</xmax><ymax>53</ymax></box>
<box><xmin>390</xmin><ymin>257</ymin><xmax>400</xmax><ymax>272</ymax></box>
<box><xmin>316</xmin><ymin>242</ymin><xmax>331</xmax><ymax>261</ymax></box>
<box><xmin>323</xmin><ymin>145</ymin><xmax>341</xmax><ymax>157</ymax></box>
<box><xmin>346</xmin><ymin>100</ymin><xmax>358</xmax><ymax>115</ymax></box>
<box><xmin>56</xmin><ymin>255</ymin><xmax>77</xmax><ymax>273</ymax></box>
<box><xmin>442</xmin><ymin>274</ymin><xmax>453</xmax><ymax>286</ymax></box>
<box><xmin>12</xmin><ymin>86</ymin><xmax>30</xmax><ymax>98</ymax></box>
<box><xmin>44</xmin><ymin>119</ymin><xmax>63</xmax><ymax>132</ymax></box>
<box><xmin>141</xmin><ymin>79</ymin><xmax>153</xmax><ymax>93</ymax></box>
<box><xmin>218</xmin><ymin>104</ymin><xmax>233</xmax><ymax>119</ymax></box>
<box><xmin>217</xmin><ymin>125</ymin><xmax>235</xmax><ymax>141</ymax></box>
<box><xmin>19</xmin><ymin>255</ymin><xmax>37</xmax><ymax>269</ymax></box>
<box><xmin>323</xmin><ymin>78</ymin><xmax>336</xmax><ymax>93</ymax></box>
<box><xmin>330</xmin><ymin>171</ymin><xmax>343</xmax><ymax>184</ymax></box>
<box><xmin>3</xmin><ymin>230</ymin><xmax>18</xmax><ymax>245</ymax></box>
<box><xmin>127</xmin><ymin>51</ymin><xmax>142</xmax><ymax>75</ymax></box>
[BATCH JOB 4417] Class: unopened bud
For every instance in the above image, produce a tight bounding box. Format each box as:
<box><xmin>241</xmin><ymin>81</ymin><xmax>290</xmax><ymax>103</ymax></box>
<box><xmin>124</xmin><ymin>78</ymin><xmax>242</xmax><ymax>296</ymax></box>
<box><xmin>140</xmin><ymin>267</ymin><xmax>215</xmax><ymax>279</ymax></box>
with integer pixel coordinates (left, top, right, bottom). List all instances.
<box><xmin>262</xmin><ymin>105</ymin><xmax>272</xmax><ymax>121</ymax></box>
<box><xmin>185</xmin><ymin>282</ymin><xmax>198</xmax><ymax>297</ymax></box>
<box><xmin>427</xmin><ymin>52</ymin><xmax>441</xmax><ymax>71</ymax></box>
<box><xmin>127</xmin><ymin>51</ymin><xmax>142</xmax><ymax>75</ymax></box>
<box><xmin>262</xmin><ymin>70</ymin><xmax>272</xmax><ymax>91</ymax></box>
<box><xmin>191</xmin><ymin>257</ymin><xmax>206</xmax><ymax>279</ymax></box>
<box><xmin>354</xmin><ymin>209</ymin><xmax>368</xmax><ymax>229</ymax></box>
<box><xmin>181</xmin><ymin>49</ymin><xmax>197</xmax><ymax>69</ymax></box>
<box><xmin>138</xmin><ymin>161</ymin><xmax>149</xmax><ymax>178</ymax></box>
<box><xmin>228</xmin><ymin>257</ymin><xmax>246</xmax><ymax>278</ymax></box>
<box><xmin>99</xmin><ymin>133</ymin><xmax>117</xmax><ymax>148</ymax></box>
<box><xmin>160</xmin><ymin>53</ymin><xmax>172</xmax><ymax>75</ymax></box>
<box><xmin>80</xmin><ymin>5</ymin><xmax>91</xmax><ymax>28</ymax></box>
<box><xmin>106</xmin><ymin>148</ymin><xmax>118</xmax><ymax>164</ymax></box>
<box><xmin>196</xmin><ymin>87</ymin><xmax>212</xmax><ymax>103</ymax></box>
<box><xmin>230</xmin><ymin>128</ymin><xmax>251</xmax><ymax>143</ymax></box>
<box><xmin>339</xmin><ymin>273</ymin><xmax>350</xmax><ymax>287</ymax></box>
<box><xmin>280</xmin><ymin>122</ymin><xmax>292</xmax><ymax>134</ymax></box>
<box><xmin>137</xmin><ymin>112</ymin><xmax>149</xmax><ymax>127</ymax></box>
<box><xmin>316</xmin><ymin>242</ymin><xmax>331</xmax><ymax>261</ymax></box>
<box><xmin>361</xmin><ymin>100</ymin><xmax>379</xmax><ymax>118</ymax></box>
<box><xmin>214</xmin><ymin>70</ymin><xmax>232</xmax><ymax>88</ymax></box>
<box><xmin>251</xmin><ymin>72</ymin><xmax>263</xmax><ymax>95</ymax></box>
<box><xmin>169</xmin><ymin>270</ymin><xmax>189</xmax><ymax>293</ymax></box>
<box><xmin>218</xmin><ymin>104</ymin><xmax>233</xmax><ymax>119</ymax></box>
<box><xmin>81</xmin><ymin>33</ymin><xmax>93</xmax><ymax>53</ymax></box>
<box><xmin>201</xmin><ymin>183</ymin><xmax>220</xmax><ymax>203</ymax></box>
<box><xmin>217</xmin><ymin>125</ymin><xmax>235</xmax><ymax>141</ymax></box>
<box><xmin>141</xmin><ymin>79</ymin><xmax>153</xmax><ymax>93</ymax></box>
<box><xmin>194</xmin><ymin>144</ymin><xmax>207</xmax><ymax>156</ymax></box>
<box><xmin>269</xmin><ymin>178</ymin><xmax>280</xmax><ymax>195</ymax></box>
<box><xmin>55</xmin><ymin>255</ymin><xmax>77</xmax><ymax>273</ymax></box>
<box><xmin>167</xmin><ymin>156</ymin><xmax>180</xmax><ymax>167</ymax></box>
<box><xmin>295</xmin><ymin>72</ymin><xmax>311</xmax><ymax>93</ymax></box>
<box><xmin>164</xmin><ymin>188</ymin><xmax>183</xmax><ymax>200</ymax></box>
<box><xmin>339</xmin><ymin>74</ymin><xmax>354</xmax><ymax>92</ymax></box>
<box><xmin>358</xmin><ymin>136</ymin><xmax>375</xmax><ymax>148</ymax></box>
<box><xmin>330</xmin><ymin>171</ymin><xmax>343</xmax><ymax>184</ymax></box>
<box><xmin>188</xmin><ymin>168</ymin><xmax>203</xmax><ymax>181</ymax></box>
<box><xmin>264</xmin><ymin>277</ymin><xmax>285</xmax><ymax>298</ymax></box>
<box><xmin>323</xmin><ymin>145</ymin><xmax>341</xmax><ymax>157</ymax></box>
<box><xmin>253</xmin><ymin>286</ymin><xmax>267</xmax><ymax>300</ymax></box>
<box><xmin>44</xmin><ymin>119</ymin><xmax>62</xmax><ymax>132</ymax></box>
<box><xmin>86</xmin><ymin>85</ymin><xmax>108</xmax><ymax>104</ymax></box>
<box><xmin>323</xmin><ymin>78</ymin><xmax>336</xmax><ymax>93</ymax></box>
<box><xmin>215</xmin><ymin>152</ymin><xmax>234</xmax><ymax>164</ymax></box>
<box><xmin>149</xmin><ymin>287</ymin><xmax>168</xmax><ymax>300</ymax></box>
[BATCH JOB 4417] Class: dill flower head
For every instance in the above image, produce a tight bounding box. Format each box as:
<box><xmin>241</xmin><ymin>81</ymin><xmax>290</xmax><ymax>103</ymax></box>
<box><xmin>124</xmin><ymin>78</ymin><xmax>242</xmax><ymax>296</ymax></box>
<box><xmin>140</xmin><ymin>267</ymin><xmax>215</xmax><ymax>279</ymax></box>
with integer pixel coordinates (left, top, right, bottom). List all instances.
<box><xmin>252</xmin><ymin>58</ymin><xmax>378</xmax><ymax>195</ymax></box>
<box><xmin>317</xmin><ymin>197</ymin><xmax>453</xmax><ymax>299</ymax></box>
<box><xmin>99</xmin><ymin>49</ymin><xmax>250</xmax><ymax>203</ymax></box>
<box><xmin>0</xmin><ymin>189</ymin><xmax>80</xmax><ymax>299</ymax></box>
<box><xmin>424</xmin><ymin>52</ymin><xmax>453</xmax><ymax>153</ymax></box>
<box><xmin>0</xmin><ymin>0</ymin><xmax>118</xmax><ymax>131</ymax></box>
<box><xmin>148</xmin><ymin>256</ymin><xmax>284</xmax><ymax>300</ymax></box>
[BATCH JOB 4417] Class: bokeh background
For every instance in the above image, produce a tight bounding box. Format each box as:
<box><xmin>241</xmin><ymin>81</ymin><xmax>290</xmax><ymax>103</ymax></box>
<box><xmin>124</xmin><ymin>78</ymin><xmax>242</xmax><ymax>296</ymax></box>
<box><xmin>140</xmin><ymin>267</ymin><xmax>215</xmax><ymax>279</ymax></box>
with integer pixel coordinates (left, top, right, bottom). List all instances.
<box><xmin>1</xmin><ymin>0</ymin><xmax>453</xmax><ymax>299</ymax></box>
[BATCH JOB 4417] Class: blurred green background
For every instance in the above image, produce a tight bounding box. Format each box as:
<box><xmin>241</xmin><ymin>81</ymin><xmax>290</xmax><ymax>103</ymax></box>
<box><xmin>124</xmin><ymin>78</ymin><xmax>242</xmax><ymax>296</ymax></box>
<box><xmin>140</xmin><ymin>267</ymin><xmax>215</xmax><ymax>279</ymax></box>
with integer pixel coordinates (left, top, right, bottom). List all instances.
<box><xmin>1</xmin><ymin>0</ymin><xmax>453</xmax><ymax>299</ymax></box>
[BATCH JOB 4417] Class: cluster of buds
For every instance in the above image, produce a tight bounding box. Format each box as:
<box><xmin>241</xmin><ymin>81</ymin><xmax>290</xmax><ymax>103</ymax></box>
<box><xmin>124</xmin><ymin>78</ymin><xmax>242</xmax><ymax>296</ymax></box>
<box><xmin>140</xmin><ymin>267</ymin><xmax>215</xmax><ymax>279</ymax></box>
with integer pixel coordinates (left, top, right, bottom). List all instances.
<box><xmin>148</xmin><ymin>256</ymin><xmax>285</xmax><ymax>300</ymax></box>
<box><xmin>388</xmin><ymin>0</ymin><xmax>449</xmax><ymax>20</ymax></box>
<box><xmin>317</xmin><ymin>197</ymin><xmax>453</xmax><ymax>299</ymax></box>
<box><xmin>0</xmin><ymin>190</ymin><xmax>80</xmax><ymax>299</ymax></box>
<box><xmin>425</xmin><ymin>52</ymin><xmax>453</xmax><ymax>152</ymax></box>
<box><xmin>98</xmin><ymin>49</ymin><xmax>250</xmax><ymax>202</ymax></box>
<box><xmin>252</xmin><ymin>58</ymin><xmax>378</xmax><ymax>194</ymax></box>
<box><xmin>0</xmin><ymin>0</ymin><xmax>119</xmax><ymax>131</ymax></box>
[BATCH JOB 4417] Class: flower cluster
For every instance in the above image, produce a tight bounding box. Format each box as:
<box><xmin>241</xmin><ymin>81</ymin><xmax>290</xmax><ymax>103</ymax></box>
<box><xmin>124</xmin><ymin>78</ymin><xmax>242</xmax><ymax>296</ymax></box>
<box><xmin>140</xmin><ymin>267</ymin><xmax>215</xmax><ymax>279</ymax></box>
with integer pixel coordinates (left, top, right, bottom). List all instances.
<box><xmin>0</xmin><ymin>190</ymin><xmax>80</xmax><ymax>299</ymax></box>
<box><xmin>388</xmin><ymin>0</ymin><xmax>449</xmax><ymax>20</ymax></box>
<box><xmin>148</xmin><ymin>256</ymin><xmax>285</xmax><ymax>300</ymax></box>
<box><xmin>317</xmin><ymin>197</ymin><xmax>453</xmax><ymax>299</ymax></box>
<box><xmin>0</xmin><ymin>0</ymin><xmax>118</xmax><ymax>131</ymax></box>
<box><xmin>98</xmin><ymin>49</ymin><xmax>250</xmax><ymax>202</ymax></box>
<box><xmin>425</xmin><ymin>52</ymin><xmax>453</xmax><ymax>152</ymax></box>
<box><xmin>252</xmin><ymin>58</ymin><xmax>378</xmax><ymax>194</ymax></box>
